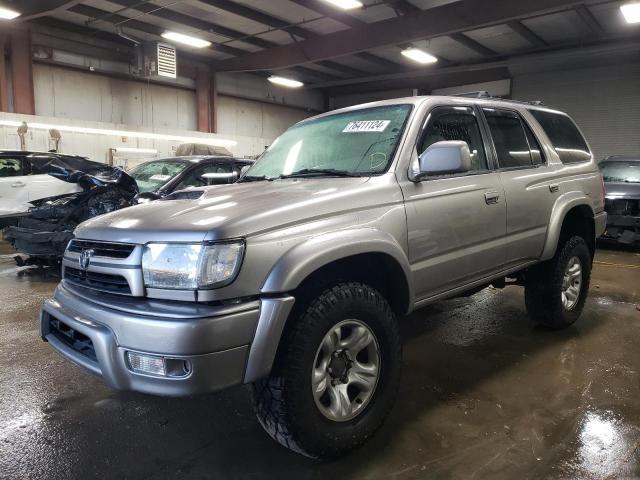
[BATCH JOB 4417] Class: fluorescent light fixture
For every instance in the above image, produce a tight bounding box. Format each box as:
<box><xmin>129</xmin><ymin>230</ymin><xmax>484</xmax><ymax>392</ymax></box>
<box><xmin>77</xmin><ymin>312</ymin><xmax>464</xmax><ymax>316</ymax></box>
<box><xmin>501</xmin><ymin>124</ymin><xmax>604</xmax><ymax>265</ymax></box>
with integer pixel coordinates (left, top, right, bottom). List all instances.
<box><xmin>161</xmin><ymin>31</ymin><xmax>212</xmax><ymax>48</ymax></box>
<box><xmin>0</xmin><ymin>7</ymin><xmax>20</xmax><ymax>20</ymax></box>
<box><xmin>322</xmin><ymin>0</ymin><xmax>363</xmax><ymax>9</ymax></box>
<box><xmin>401</xmin><ymin>48</ymin><xmax>439</xmax><ymax>65</ymax></box>
<box><xmin>113</xmin><ymin>147</ymin><xmax>158</xmax><ymax>154</ymax></box>
<box><xmin>0</xmin><ymin>120</ymin><xmax>237</xmax><ymax>148</ymax></box>
<box><xmin>268</xmin><ymin>76</ymin><xmax>304</xmax><ymax>88</ymax></box>
<box><xmin>621</xmin><ymin>2</ymin><xmax>640</xmax><ymax>23</ymax></box>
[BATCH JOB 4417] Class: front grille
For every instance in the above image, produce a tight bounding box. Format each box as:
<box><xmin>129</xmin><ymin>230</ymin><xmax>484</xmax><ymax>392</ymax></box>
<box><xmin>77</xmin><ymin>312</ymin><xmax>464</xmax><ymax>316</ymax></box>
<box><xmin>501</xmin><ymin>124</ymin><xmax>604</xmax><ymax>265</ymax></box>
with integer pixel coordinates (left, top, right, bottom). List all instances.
<box><xmin>65</xmin><ymin>267</ymin><xmax>132</xmax><ymax>295</ymax></box>
<box><xmin>605</xmin><ymin>198</ymin><xmax>639</xmax><ymax>216</ymax></box>
<box><xmin>68</xmin><ymin>239</ymin><xmax>135</xmax><ymax>259</ymax></box>
<box><xmin>49</xmin><ymin>316</ymin><xmax>97</xmax><ymax>362</ymax></box>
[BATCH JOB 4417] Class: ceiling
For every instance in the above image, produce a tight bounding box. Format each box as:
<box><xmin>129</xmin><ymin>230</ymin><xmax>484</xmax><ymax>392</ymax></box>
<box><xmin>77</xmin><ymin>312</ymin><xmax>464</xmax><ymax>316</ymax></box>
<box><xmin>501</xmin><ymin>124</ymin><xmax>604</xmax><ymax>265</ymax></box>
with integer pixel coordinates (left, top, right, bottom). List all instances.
<box><xmin>6</xmin><ymin>0</ymin><xmax>640</xmax><ymax>93</ymax></box>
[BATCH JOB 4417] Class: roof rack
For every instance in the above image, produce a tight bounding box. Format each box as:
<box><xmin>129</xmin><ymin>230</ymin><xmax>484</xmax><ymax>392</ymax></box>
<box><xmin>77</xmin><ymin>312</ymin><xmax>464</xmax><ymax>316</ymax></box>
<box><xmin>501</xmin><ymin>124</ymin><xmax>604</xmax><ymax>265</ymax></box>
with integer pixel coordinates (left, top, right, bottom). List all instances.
<box><xmin>450</xmin><ymin>91</ymin><xmax>544</xmax><ymax>106</ymax></box>
<box><xmin>451</xmin><ymin>91</ymin><xmax>491</xmax><ymax>98</ymax></box>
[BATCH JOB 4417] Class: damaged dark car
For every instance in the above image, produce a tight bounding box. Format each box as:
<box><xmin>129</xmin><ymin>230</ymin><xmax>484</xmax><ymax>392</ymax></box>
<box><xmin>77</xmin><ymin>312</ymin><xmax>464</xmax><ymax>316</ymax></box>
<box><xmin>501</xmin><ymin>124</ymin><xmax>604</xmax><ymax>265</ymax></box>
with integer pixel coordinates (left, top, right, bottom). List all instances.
<box><xmin>4</xmin><ymin>157</ymin><xmax>138</xmax><ymax>265</ymax></box>
<box><xmin>600</xmin><ymin>155</ymin><xmax>640</xmax><ymax>246</ymax></box>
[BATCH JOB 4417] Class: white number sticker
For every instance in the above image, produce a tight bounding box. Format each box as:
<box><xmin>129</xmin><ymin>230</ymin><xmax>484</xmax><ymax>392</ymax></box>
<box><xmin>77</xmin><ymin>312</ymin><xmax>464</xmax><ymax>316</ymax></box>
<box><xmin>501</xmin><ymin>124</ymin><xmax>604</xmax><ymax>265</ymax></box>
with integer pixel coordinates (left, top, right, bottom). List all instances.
<box><xmin>342</xmin><ymin>120</ymin><xmax>390</xmax><ymax>133</ymax></box>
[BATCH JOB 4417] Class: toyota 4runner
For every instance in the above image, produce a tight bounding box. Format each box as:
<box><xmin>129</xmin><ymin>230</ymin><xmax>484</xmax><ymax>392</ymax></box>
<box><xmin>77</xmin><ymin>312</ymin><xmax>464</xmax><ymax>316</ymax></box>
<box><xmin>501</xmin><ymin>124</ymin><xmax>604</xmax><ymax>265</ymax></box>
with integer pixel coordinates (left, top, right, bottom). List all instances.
<box><xmin>40</xmin><ymin>95</ymin><xmax>606</xmax><ymax>459</ymax></box>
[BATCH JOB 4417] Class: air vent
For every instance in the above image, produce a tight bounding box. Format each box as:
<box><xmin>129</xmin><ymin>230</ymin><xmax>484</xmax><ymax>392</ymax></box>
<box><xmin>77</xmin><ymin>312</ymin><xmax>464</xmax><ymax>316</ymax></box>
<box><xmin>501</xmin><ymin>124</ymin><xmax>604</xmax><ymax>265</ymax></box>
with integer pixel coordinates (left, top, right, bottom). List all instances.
<box><xmin>157</xmin><ymin>43</ymin><xmax>177</xmax><ymax>79</ymax></box>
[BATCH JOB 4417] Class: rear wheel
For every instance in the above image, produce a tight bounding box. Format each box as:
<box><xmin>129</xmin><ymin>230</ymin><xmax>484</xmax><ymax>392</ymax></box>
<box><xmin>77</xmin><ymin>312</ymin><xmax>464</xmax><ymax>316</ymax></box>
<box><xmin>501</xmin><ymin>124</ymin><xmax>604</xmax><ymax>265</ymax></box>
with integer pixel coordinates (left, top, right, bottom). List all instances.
<box><xmin>525</xmin><ymin>236</ymin><xmax>592</xmax><ymax>329</ymax></box>
<box><xmin>252</xmin><ymin>282</ymin><xmax>402</xmax><ymax>459</ymax></box>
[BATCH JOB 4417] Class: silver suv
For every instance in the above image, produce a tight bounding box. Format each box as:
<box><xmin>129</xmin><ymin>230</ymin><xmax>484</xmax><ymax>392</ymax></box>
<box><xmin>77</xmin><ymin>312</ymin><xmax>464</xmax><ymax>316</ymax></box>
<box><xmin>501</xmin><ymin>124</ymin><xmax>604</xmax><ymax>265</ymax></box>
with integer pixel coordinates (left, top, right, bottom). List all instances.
<box><xmin>40</xmin><ymin>95</ymin><xmax>606</xmax><ymax>459</ymax></box>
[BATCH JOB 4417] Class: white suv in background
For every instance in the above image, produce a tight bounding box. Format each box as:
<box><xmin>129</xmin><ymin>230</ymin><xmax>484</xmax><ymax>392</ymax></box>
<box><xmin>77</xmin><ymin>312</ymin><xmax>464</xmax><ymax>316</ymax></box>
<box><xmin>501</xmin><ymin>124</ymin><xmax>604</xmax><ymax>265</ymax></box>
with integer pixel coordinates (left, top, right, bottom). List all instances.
<box><xmin>0</xmin><ymin>151</ymin><xmax>81</xmax><ymax>217</ymax></box>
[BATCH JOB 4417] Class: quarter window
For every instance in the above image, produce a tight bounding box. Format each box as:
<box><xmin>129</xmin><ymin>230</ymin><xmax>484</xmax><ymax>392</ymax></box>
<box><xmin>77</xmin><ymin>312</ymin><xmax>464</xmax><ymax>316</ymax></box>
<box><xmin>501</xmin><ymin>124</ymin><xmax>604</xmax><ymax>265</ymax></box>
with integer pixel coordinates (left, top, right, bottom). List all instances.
<box><xmin>0</xmin><ymin>158</ymin><xmax>22</xmax><ymax>177</ymax></box>
<box><xmin>483</xmin><ymin>108</ymin><xmax>535</xmax><ymax>169</ymax></box>
<box><xmin>417</xmin><ymin>106</ymin><xmax>488</xmax><ymax>172</ymax></box>
<box><xmin>529</xmin><ymin>110</ymin><xmax>590</xmax><ymax>163</ymax></box>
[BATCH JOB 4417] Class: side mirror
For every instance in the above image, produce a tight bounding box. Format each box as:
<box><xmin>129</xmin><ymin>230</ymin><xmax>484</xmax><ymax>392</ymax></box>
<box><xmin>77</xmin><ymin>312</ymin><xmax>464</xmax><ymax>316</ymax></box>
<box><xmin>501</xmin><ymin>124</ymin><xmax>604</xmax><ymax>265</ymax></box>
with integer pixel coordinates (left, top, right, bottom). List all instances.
<box><xmin>417</xmin><ymin>141</ymin><xmax>472</xmax><ymax>179</ymax></box>
<box><xmin>240</xmin><ymin>165</ymin><xmax>251</xmax><ymax>177</ymax></box>
<box><xmin>134</xmin><ymin>191</ymin><xmax>161</xmax><ymax>204</ymax></box>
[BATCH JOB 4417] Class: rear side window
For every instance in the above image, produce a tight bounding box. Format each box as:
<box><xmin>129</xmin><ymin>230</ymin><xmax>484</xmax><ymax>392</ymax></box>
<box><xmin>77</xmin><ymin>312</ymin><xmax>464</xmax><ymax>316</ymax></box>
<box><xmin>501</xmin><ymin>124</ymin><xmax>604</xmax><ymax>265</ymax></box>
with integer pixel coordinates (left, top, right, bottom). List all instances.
<box><xmin>483</xmin><ymin>108</ymin><xmax>534</xmax><ymax>168</ymax></box>
<box><xmin>0</xmin><ymin>157</ymin><xmax>23</xmax><ymax>177</ymax></box>
<box><xmin>530</xmin><ymin>110</ymin><xmax>591</xmax><ymax>163</ymax></box>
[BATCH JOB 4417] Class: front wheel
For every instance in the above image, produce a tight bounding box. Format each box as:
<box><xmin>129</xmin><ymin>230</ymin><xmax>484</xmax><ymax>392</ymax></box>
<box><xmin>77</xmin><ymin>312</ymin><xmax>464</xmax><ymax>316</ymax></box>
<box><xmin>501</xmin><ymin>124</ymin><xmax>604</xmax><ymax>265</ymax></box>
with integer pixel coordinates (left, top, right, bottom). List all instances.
<box><xmin>252</xmin><ymin>282</ymin><xmax>402</xmax><ymax>459</ymax></box>
<box><xmin>525</xmin><ymin>236</ymin><xmax>592</xmax><ymax>329</ymax></box>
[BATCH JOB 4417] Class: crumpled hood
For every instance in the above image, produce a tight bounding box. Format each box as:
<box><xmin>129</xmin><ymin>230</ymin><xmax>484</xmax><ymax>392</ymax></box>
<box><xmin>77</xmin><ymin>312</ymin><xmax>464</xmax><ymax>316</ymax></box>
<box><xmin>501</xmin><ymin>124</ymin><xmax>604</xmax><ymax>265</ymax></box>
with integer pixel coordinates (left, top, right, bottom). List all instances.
<box><xmin>75</xmin><ymin>177</ymin><xmax>381</xmax><ymax>244</ymax></box>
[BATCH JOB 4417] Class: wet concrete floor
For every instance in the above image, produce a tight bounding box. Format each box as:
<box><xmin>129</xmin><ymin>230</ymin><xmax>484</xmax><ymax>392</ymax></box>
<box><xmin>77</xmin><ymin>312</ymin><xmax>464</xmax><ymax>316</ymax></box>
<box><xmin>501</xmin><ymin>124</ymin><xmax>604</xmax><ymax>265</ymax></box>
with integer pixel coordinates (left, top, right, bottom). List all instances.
<box><xmin>0</xmin><ymin>242</ymin><xmax>639</xmax><ymax>479</ymax></box>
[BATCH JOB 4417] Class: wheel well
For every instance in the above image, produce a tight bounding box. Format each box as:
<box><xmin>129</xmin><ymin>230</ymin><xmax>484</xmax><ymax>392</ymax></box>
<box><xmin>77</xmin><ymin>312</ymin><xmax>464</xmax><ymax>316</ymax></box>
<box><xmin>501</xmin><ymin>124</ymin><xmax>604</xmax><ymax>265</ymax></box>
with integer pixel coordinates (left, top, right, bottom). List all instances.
<box><xmin>292</xmin><ymin>253</ymin><xmax>410</xmax><ymax>317</ymax></box>
<box><xmin>559</xmin><ymin>205</ymin><xmax>595</xmax><ymax>258</ymax></box>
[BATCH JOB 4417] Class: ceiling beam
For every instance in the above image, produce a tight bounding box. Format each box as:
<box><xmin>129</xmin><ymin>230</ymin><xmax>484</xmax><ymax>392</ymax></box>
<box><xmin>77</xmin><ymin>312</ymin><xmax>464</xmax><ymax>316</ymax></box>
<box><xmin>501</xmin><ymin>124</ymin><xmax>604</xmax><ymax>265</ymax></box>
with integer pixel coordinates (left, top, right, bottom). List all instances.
<box><xmin>312</xmin><ymin>37</ymin><xmax>640</xmax><ymax>90</ymax></box>
<box><xmin>15</xmin><ymin>0</ymin><xmax>83</xmax><ymax>21</ymax></box>
<box><xmin>449</xmin><ymin>33</ymin><xmax>496</xmax><ymax>57</ymax></box>
<box><xmin>197</xmin><ymin>0</ymin><xmax>312</xmax><ymax>40</ymax></box>
<box><xmin>506</xmin><ymin>21</ymin><xmax>548</xmax><ymax>48</ymax></box>
<box><xmin>69</xmin><ymin>4</ymin><xmax>247</xmax><ymax>57</ymax></box>
<box><xmin>388</xmin><ymin>1</ymin><xmax>421</xmax><ymax>15</ymax></box>
<box><xmin>575</xmin><ymin>4</ymin><xmax>606</xmax><ymax>37</ymax></box>
<box><xmin>211</xmin><ymin>0</ymin><xmax>584</xmax><ymax>72</ymax></box>
<box><xmin>288</xmin><ymin>0</ymin><xmax>364</xmax><ymax>29</ymax></box>
<box><xmin>105</xmin><ymin>0</ymin><xmax>276</xmax><ymax>49</ymax></box>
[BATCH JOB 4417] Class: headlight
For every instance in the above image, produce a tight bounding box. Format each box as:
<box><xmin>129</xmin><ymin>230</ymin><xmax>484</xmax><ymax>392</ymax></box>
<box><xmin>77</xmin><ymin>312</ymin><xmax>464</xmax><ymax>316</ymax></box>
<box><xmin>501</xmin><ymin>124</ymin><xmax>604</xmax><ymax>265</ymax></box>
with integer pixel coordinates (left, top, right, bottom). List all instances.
<box><xmin>142</xmin><ymin>242</ymin><xmax>244</xmax><ymax>290</ymax></box>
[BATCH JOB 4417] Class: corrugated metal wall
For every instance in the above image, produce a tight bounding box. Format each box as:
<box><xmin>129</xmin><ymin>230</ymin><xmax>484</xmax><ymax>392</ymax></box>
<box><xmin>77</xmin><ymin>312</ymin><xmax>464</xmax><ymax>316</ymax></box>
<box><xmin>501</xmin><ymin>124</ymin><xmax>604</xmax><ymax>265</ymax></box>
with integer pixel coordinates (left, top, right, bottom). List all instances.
<box><xmin>512</xmin><ymin>62</ymin><xmax>640</xmax><ymax>161</ymax></box>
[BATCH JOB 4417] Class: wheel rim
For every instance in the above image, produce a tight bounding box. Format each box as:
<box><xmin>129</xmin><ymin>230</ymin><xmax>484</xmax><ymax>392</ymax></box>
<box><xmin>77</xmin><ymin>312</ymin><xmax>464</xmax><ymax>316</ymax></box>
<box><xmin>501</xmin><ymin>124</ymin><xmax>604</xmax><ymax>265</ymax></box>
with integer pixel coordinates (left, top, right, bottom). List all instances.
<box><xmin>562</xmin><ymin>256</ymin><xmax>583</xmax><ymax>311</ymax></box>
<box><xmin>311</xmin><ymin>319</ymin><xmax>381</xmax><ymax>422</ymax></box>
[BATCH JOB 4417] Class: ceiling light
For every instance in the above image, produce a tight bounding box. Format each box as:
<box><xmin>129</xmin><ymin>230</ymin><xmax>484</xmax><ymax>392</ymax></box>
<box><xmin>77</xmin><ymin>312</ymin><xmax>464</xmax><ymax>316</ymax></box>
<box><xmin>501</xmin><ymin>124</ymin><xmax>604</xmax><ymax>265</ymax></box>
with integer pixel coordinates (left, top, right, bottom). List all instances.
<box><xmin>620</xmin><ymin>2</ymin><xmax>640</xmax><ymax>23</ymax></box>
<box><xmin>0</xmin><ymin>7</ymin><xmax>20</xmax><ymax>19</ymax></box>
<box><xmin>161</xmin><ymin>31</ymin><xmax>212</xmax><ymax>48</ymax></box>
<box><xmin>401</xmin><ymin>47</ymin><xmax>439</xmax><ymax>65</ymax></box>
<box><xmin>268</xmin><ymin>76</ymin><xmax>304</xmax><ymax>88</ymax></box>
<box><xmin>322</xmin><ymin>0</ymin><xmax>363</xmax><ymax>9</ymax></box>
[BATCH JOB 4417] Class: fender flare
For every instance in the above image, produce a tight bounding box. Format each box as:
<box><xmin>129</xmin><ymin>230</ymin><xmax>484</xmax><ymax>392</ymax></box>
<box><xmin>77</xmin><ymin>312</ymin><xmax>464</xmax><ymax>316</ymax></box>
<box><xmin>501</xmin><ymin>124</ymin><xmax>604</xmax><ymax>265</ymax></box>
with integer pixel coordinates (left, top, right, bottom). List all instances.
<box><xmin>541</xmin><ymin>192</ymin><xmax>595</xmax><ymax>261</ymax></box>
<box><xmin>261</xmin><ymin>227</ymin><xmax>413</xmax><ymax>302</ymax></box>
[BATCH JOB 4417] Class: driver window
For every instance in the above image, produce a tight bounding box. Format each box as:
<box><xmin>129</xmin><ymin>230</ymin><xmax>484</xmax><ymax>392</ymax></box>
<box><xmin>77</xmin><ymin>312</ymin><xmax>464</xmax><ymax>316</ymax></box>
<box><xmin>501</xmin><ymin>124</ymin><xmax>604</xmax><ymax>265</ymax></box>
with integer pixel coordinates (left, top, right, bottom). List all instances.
<box><xmin>175</xmin><ymin>164</ymin><xmax>237</xmax><ymax>190</ymax></box>
<box><xmin>0</xmin><ymin>158</ymin><xmax>23</xmax><ymax>177</ymax></box>
<box><xmin>418</xmin><ymin>107</ymin><xmax>488</xmax><ymax>172</ymax></box>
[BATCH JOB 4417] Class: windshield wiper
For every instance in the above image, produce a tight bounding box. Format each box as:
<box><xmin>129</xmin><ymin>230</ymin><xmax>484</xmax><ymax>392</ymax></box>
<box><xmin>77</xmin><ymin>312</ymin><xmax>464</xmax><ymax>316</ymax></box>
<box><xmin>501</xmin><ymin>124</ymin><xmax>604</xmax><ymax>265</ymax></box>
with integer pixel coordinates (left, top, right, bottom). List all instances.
<box><xmin>278</xmin><ymin>168</ymin><xmax>362</xmax><ymax>179</ymax></box>
<box><xmin>238</xmin><ymin>175</ymin><xmax>272</xmax><ymax>183</ymax></box>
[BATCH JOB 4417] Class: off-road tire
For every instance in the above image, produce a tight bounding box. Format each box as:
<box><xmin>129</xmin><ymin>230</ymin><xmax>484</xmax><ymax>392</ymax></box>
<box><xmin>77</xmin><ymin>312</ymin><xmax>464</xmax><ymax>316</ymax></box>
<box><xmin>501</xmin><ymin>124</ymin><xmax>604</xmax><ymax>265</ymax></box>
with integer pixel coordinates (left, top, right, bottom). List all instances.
<box><xmin>525</xmin><ymin>236</ymin><xmax>592</xmax><ymax>329</ymax></box>
<box><xmin>252</xmin><ymin>282</ymin><xmax>402</xmax><ymax>459</ymax></box>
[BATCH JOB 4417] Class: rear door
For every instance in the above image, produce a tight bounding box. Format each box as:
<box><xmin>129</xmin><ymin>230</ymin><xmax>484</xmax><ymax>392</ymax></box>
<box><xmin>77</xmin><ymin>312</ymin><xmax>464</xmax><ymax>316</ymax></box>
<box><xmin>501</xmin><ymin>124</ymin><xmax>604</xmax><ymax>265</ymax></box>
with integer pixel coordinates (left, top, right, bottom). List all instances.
<box><xmin>480</xmin><ymin>107</ymin><xmax>558</xmax><ymax>267</ymax></box>
<box><xmin>0</xmin><ymin>155</ymin><xmax>29</xmax><ymax>213</ymax></box>
<box><xmin>399</xmin><ymin>105</ymin><xmax>507</xmax><ymax>301</ymax></box>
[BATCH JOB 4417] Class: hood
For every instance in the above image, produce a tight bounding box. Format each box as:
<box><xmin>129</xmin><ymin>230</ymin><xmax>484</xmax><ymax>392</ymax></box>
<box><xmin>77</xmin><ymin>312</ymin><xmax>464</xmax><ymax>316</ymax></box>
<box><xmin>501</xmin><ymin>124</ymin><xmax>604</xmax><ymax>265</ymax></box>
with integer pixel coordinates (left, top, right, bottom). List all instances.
<box><xmin>28</xmin><ymin>155</ymin><xmax>138</xmax><ymax>195</ymax></box>
<box><xmin>604</xmin><ymin>181</ymin><xmax>640</xmax><ymax>200</ymax></box>
<box><xmin>75</xmin><ymin>176</ymin><xmax>395</xmax><ymax>244</ymax></box>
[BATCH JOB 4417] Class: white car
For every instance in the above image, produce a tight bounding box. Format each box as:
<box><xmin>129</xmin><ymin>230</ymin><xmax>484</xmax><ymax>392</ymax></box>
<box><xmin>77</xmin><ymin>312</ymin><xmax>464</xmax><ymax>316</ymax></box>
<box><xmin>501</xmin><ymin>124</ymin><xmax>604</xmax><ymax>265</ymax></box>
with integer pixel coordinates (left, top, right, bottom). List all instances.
<box><xmin>0</xmin><ymin>151</ymin><xmax>82</xmax><ymax>217</ymax></box>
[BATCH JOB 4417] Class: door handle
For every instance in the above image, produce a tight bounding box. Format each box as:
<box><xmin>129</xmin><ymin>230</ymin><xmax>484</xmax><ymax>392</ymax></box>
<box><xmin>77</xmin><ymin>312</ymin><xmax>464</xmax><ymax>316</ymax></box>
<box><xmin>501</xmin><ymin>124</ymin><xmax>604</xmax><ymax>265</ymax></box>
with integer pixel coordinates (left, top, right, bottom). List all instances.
<box><xmin>484</xmin><ymin>191</ymin><xmax>500</xmax><ymax>205</ymax></box>
<box><xmin>11</xmin><ymin>181</ymin><xmax>26</xmax><ymax>188</ymax></box>
<box><xmin>549</xmin><ymin>183</ymin><xmax>559</xmax><ymax>193</ymax></box>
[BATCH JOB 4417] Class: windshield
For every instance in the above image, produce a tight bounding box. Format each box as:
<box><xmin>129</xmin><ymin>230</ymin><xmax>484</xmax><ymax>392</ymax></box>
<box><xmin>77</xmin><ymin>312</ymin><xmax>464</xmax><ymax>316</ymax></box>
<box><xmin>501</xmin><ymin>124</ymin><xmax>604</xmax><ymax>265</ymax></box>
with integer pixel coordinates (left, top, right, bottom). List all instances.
<box><xmin>129</xmin><ymin>160</ymin><xmax>189</xmax><ymax>193</ymax></box>
<box><xmin>243</xmin><ymin>104</ymin><xmax>412</xmax><ymax>180</ymax></box>
<box><xmin>600</xmin><ymin>161</ymin><xmax>640</xmax><ymax>183</ymax></box>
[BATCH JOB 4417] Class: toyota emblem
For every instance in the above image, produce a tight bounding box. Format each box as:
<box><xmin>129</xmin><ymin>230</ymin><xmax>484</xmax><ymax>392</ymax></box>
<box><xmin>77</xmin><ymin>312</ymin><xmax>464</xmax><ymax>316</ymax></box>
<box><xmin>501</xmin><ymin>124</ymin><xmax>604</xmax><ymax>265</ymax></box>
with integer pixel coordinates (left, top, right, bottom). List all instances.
<box><xmin>79</xmin><ymin>249</ymin><xmax>95</xmax><ymax>270</ymax></box>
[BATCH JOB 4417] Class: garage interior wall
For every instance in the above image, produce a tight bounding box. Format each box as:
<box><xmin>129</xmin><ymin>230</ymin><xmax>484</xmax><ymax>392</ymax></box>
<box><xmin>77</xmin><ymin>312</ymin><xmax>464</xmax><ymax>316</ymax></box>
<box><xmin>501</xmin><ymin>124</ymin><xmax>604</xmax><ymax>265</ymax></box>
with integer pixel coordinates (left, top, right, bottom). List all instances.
<box><xmin>31</xmin><ymin>64</ymin><xmax>314</xmax><ymax>148</ymax></box>
<box><xmin>512</xmin><ymin>62</ymin><xmax>640</xmax><ymax>161</ymax></box>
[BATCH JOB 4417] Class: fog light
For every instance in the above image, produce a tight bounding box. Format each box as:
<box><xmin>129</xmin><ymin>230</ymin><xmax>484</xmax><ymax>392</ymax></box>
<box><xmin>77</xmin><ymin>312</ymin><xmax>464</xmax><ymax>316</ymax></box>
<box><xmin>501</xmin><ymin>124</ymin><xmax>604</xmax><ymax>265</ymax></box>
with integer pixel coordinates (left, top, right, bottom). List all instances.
<box><xmin>126</xmin><ymin>352</ymin><xmax>166</xmax><ymax>376</ymax></box>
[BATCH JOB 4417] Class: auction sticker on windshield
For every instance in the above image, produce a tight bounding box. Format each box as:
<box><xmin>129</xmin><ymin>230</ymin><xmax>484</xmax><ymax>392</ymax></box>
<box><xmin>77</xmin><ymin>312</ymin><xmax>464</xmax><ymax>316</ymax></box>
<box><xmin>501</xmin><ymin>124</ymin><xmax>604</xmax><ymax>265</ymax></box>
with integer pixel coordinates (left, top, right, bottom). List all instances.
<box><xmin>342</xmin><ymin>120</ymin><xmax>390</xmax><ymax>133</ymax></box>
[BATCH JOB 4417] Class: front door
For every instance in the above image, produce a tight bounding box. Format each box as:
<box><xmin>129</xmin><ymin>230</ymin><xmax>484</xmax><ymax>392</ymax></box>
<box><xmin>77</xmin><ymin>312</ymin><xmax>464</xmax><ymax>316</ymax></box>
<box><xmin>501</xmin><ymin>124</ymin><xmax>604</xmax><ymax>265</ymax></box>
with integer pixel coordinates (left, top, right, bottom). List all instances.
<box><xmin>399</xmin><ymin>106</ymin><xmax>507</xmax><ymax>301</ymax></box>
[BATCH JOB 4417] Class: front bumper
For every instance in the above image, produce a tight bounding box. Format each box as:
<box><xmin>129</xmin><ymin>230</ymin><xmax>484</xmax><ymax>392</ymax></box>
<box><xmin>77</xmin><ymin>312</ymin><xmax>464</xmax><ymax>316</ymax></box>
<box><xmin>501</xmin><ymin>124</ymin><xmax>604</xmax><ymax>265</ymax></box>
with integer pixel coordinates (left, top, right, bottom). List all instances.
<box><xmin>40</xmin><ymin>282</ymin><xmax>295</xmax><ymax>396</ymax></box>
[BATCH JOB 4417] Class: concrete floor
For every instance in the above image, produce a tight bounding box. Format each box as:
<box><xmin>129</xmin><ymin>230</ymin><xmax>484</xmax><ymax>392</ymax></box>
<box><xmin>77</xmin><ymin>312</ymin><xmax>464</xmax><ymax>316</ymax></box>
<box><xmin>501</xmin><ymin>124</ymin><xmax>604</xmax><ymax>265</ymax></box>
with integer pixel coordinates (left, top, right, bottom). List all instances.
<box><xmin>0</xmin><ymin>243</ymin><xmax>639</xmax><ymax>480</ymax></box>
